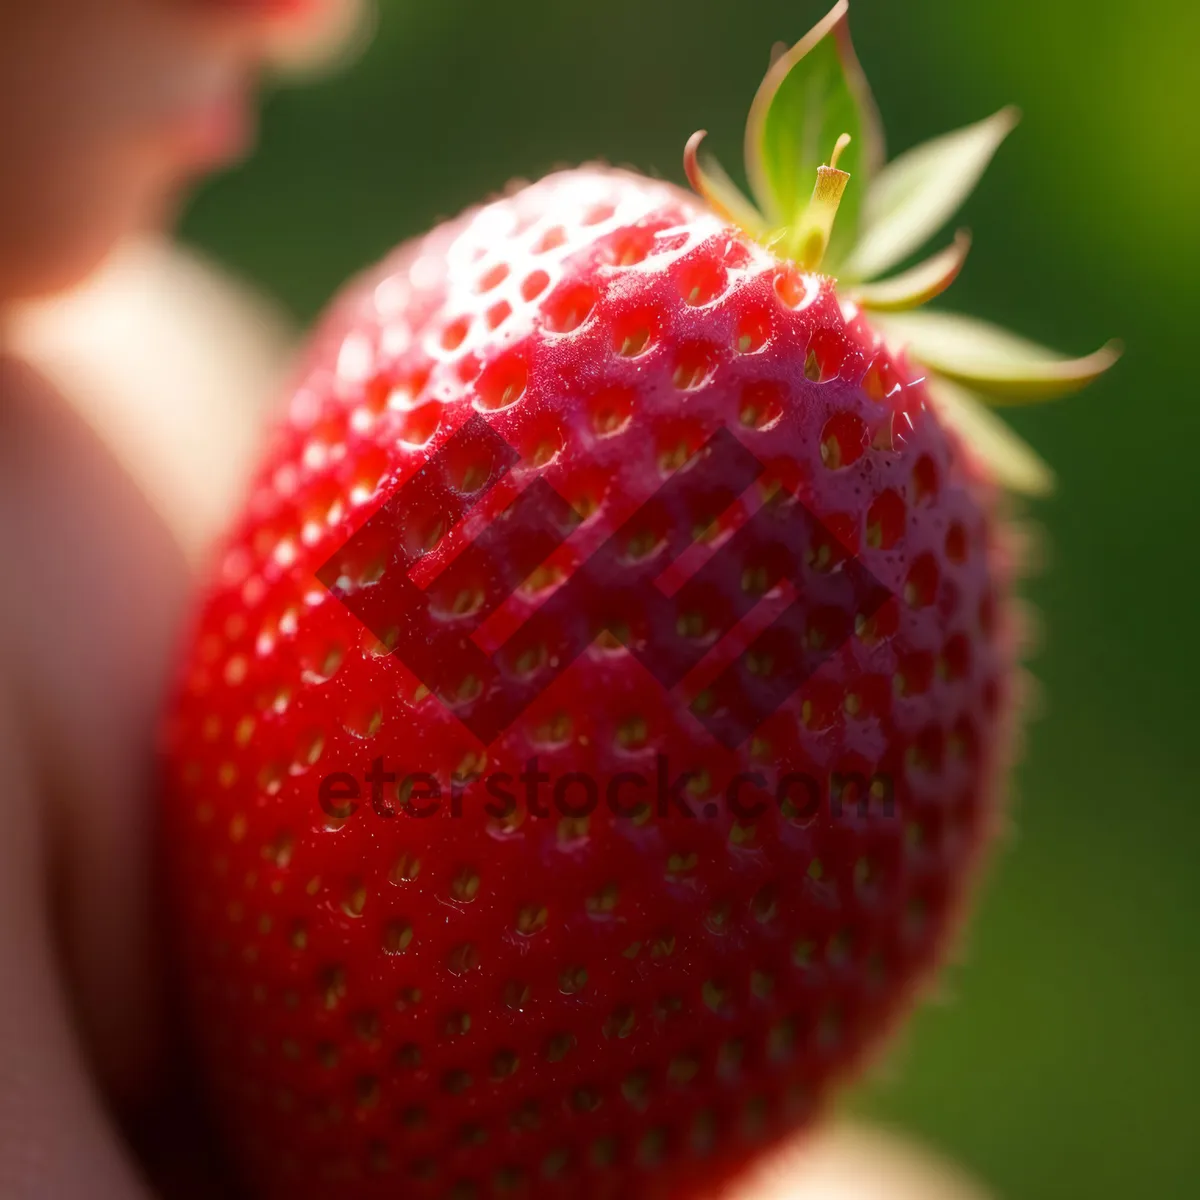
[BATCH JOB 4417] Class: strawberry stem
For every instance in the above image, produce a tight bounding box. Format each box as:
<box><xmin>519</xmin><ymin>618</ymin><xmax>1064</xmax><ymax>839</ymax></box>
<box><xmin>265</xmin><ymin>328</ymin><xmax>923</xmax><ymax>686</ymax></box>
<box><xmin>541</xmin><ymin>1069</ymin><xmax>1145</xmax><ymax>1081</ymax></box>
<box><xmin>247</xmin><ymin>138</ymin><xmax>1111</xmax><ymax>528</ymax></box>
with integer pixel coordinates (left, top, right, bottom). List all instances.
<box><xmin>790</xmin><ymin>134</ymin><xmax>852</xmax><ymax>270</ymax></box>
<box><xmin>828</xmin><ymin>132</ymin><xmax>852</xmax><ymax>171</ymax></box>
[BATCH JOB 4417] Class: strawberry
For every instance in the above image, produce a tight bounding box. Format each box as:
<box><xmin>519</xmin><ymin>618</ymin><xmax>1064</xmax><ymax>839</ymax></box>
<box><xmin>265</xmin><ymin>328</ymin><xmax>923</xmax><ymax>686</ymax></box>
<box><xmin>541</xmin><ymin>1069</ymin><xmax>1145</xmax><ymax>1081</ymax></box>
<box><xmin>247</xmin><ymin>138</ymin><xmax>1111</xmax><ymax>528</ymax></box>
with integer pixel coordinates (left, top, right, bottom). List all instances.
<box><xmin>159</xmin><ymin>3</ymin><xmax>1116</xmax><ymax>1196</ymax></box>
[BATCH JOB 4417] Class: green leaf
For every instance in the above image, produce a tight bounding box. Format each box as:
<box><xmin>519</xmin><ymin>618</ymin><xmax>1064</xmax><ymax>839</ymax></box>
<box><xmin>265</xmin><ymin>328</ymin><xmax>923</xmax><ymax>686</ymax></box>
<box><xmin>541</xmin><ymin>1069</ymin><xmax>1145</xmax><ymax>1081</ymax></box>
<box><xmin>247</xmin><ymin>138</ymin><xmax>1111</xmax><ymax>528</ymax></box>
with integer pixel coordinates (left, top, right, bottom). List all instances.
<box><xmin>849</xmin><ymin>230</ymin><xmax>971</xmax><ymax>311</ymax></box>
<box><xmin>744</xmin><ymin>0</ymin><xmax>883</xmax><ymax>267</ymax></box>
<box><xmin>873</xmin><ymin>310</ymin><xmax>1121</xmax><ymax>402</ymax></box>
<box><xmin>844</xmin><ymin>108</ymin><xmax>1018</xmax><ymax>281</ymax></box>
<box><xmin>924</xmin><ymin>374</ymin><xmax>1054</xmax><ymax>496</ymax></box>
<box><xmin>683</xmin><ymin>131</ymin><xmax>768</xmax><ymax>238</ymax></box>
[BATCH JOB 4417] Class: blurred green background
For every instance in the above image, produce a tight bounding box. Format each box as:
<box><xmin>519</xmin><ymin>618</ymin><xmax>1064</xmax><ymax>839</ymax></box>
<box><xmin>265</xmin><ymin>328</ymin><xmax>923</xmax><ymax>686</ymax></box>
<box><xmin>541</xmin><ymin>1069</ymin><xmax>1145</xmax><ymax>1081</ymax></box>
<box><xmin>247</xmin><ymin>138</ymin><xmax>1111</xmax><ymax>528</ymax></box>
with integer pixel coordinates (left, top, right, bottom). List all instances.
<box><xmin>183</xmin><ymin>2</ymin><xmax>1199</xmax><ymax>1196</ymax></box>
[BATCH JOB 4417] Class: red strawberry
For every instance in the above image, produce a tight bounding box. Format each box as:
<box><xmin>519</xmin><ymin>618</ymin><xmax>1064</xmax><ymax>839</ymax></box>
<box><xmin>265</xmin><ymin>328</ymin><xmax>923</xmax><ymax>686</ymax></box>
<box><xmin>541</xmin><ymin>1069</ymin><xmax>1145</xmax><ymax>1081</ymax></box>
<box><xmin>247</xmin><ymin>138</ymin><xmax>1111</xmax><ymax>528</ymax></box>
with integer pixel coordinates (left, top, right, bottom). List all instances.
<box><xmin>159</xmin><ymin>3</ymin><xmax>1116</xmax><ymax>1197</ymax></box>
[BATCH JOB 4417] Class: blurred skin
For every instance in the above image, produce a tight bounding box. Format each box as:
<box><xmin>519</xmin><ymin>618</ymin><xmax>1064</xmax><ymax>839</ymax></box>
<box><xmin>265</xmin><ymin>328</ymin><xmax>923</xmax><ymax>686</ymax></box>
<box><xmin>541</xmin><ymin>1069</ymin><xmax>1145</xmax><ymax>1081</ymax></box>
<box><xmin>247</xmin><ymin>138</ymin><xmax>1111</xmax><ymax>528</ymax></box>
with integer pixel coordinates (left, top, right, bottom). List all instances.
<box><xmin>0</xmin><ymin>2</ymin><xmax>987</xmax><ymax>1197</ymax></box>
<box><xmin>0</xmin><ymin>0</ymin><xmax>253</xmax><ymax>299</ymax></box>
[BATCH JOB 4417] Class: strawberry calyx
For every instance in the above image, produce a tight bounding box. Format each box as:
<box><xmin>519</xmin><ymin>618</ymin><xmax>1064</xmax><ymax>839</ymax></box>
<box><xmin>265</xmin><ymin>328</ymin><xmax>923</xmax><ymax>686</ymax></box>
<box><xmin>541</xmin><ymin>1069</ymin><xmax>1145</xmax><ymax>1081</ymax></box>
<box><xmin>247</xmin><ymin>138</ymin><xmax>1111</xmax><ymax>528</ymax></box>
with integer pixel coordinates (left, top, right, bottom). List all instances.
<box><xmin>684</xmin><ymin>0</ymin><xmax>1120</xmax><ymax>495</ymax></box>
<box><xmin>846</xmin><ymin>229</ymin><xmax>971</xmax><ymax>312</ymax></box>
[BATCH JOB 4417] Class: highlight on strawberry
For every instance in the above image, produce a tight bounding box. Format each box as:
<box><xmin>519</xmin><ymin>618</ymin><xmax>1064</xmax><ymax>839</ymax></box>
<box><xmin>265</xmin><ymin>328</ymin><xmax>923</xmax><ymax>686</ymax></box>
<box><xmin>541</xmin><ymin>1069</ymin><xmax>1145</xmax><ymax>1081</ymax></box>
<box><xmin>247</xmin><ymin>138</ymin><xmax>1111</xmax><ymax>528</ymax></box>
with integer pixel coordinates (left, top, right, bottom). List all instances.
<box><xmin>159</xmin><ymin>3</ymin><xmax>1117</xmax><ymax>1196</ymax></box>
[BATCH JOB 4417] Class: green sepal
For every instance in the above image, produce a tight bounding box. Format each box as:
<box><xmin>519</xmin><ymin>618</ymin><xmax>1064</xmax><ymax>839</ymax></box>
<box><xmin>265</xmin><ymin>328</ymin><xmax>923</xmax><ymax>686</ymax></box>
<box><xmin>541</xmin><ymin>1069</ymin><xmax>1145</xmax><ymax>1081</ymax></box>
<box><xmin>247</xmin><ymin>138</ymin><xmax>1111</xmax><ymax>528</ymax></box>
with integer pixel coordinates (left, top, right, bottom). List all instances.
<box><xmin>683</xmin><ymin>131</ymin><xmax>768</xmax><ymax>239</ymax></box>
<box><xmin>844</xmin><ymin>108</ymin><xmax>1018</xmax><ymax>281</ymax></box>
<box><xmin>849</xmin><ymin>230</ymin><xmax>971</xmax><ymax>311</ymax></box>
<box><xmin>924</xmin><ymin>374</ymin><xmax>1054</xmax><ymax>496</ymax></box>
<box><xmin>677</xmin><ymin>1</ymin><xmax>1119</xmax><ymax>468</ymax></box>
<box><xmin>874</xmin><ymin>310</ymin><xmax>1122</xmax><ymax>402</ymax></box>
<box><xmin>743</xmin><ymin>0</ymin><xmax>883</xmax><ymax>268</ymax></box>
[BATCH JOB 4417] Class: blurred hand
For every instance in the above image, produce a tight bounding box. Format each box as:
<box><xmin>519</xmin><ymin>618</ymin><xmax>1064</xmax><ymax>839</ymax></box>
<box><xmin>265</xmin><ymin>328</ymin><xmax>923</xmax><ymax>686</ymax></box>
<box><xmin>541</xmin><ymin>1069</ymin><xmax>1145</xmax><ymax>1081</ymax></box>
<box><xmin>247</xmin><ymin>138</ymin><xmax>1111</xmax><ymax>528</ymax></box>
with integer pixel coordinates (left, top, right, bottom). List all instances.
<box><xmin>0</xmin><ymin>242</ymin><xmax>992</xmax><ymax>1199</ymax></box>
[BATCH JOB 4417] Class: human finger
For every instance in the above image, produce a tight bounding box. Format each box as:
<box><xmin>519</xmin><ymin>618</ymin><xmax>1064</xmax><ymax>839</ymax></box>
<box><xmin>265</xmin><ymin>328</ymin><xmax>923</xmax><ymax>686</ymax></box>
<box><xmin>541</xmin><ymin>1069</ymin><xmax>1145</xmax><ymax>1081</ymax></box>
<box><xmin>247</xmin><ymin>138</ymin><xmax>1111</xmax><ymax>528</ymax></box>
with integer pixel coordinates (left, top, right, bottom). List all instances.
<box><xmin>724</xmin><ymin>1123</ymin><xmax>992</xmax><ymax>1200</ymax></box>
